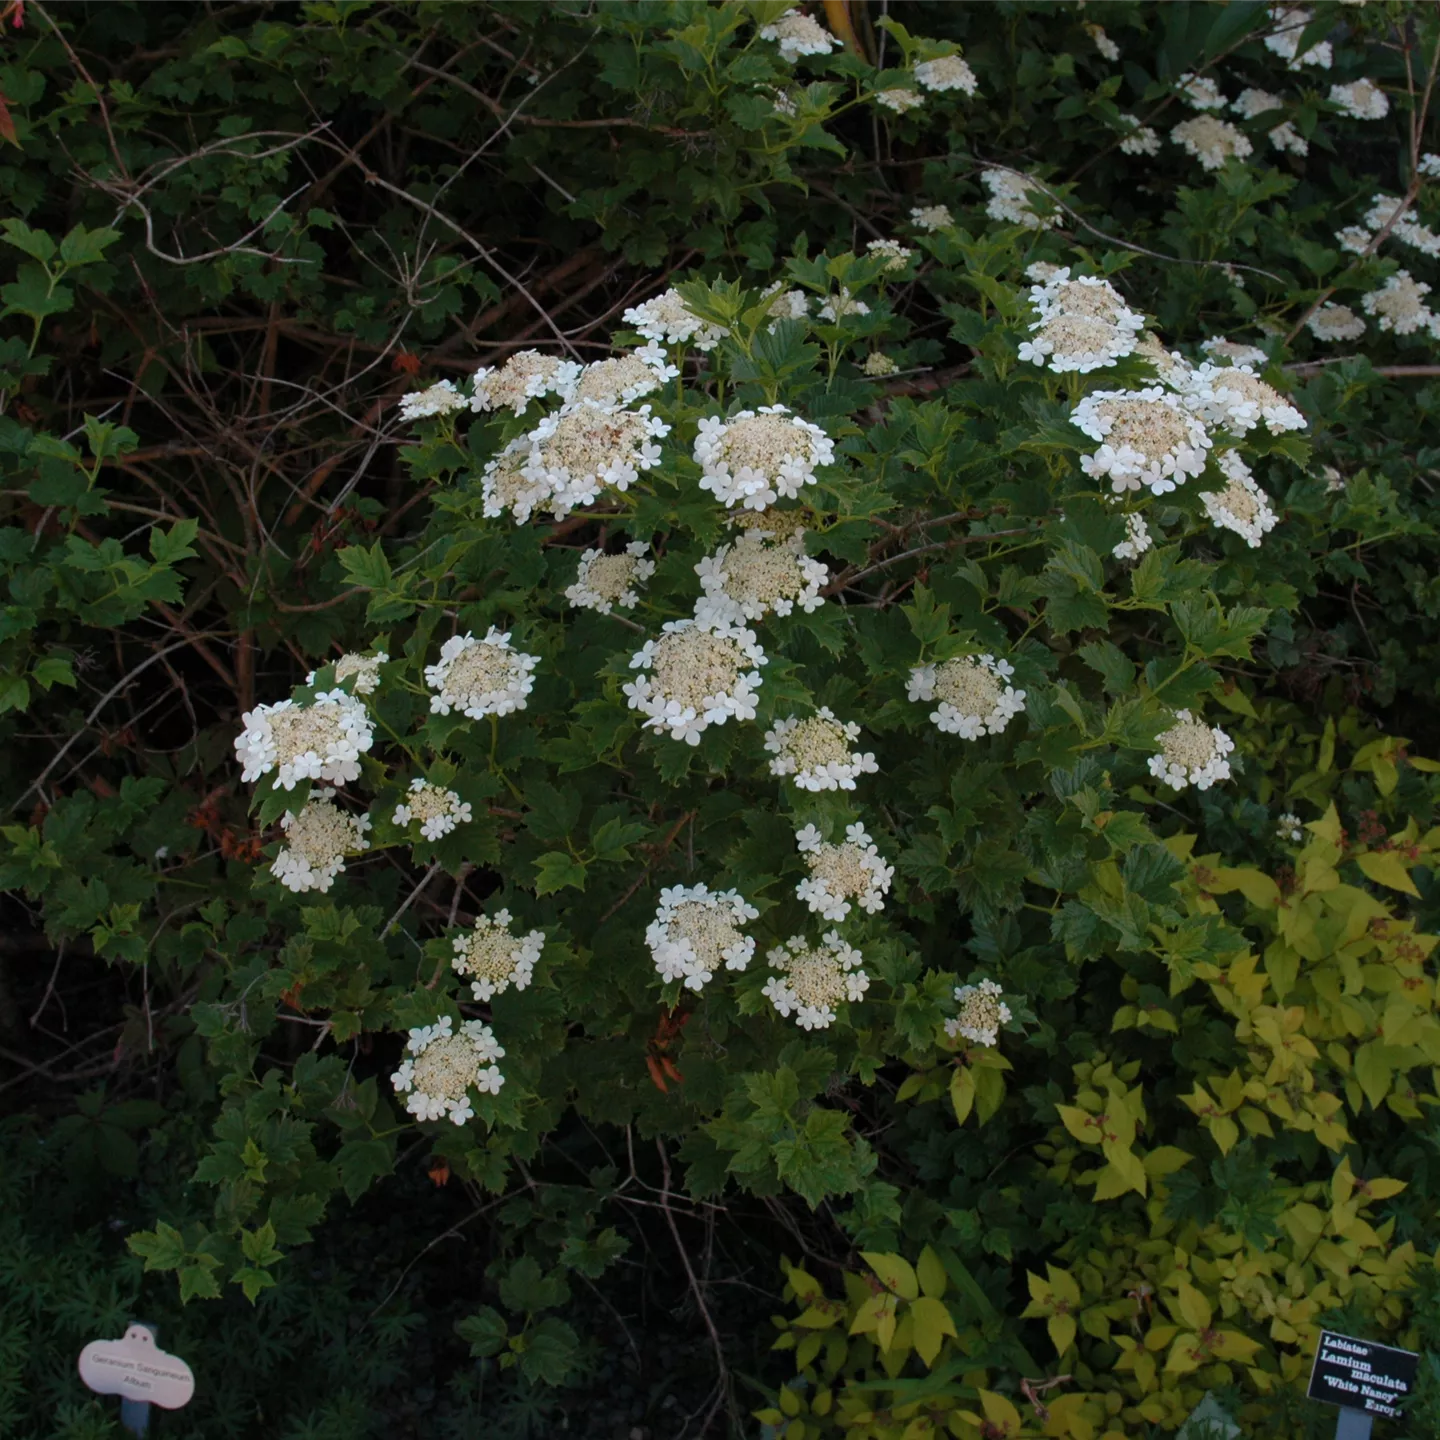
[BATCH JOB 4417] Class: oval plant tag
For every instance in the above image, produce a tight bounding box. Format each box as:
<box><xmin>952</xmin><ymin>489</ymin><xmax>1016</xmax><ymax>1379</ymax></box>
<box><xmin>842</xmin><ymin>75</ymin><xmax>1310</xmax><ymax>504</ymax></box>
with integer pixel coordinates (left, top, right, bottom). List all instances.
<box><xmin>77</xmin><ymin>1325</ymin><xmax>195</xmax><ymax>1409</ymax></box>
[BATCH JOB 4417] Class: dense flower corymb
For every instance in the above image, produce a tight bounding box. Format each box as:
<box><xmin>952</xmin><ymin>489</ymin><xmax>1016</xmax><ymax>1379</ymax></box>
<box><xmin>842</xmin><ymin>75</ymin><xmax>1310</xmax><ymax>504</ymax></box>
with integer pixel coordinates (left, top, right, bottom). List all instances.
<box><xmin>565</xmin><ymin>541</ymin><xmax>655</xmax><ymax>614</ymax></box>
<box><xmin>1179</xmin><ymin>363</ymin><xmax>1306</xmax><ymax>436</ymax></box>
<box><xmin>947</xmin><ymin>979</ymin><xmax>1011</xmax><ymax>1046</ymax></box>
<box><xmin>1149</xmin><ymin>710</ymin><xmax>1235</xmax><ymax>791</ymax></box>
<box><xmin>1277</xmin><ymin>812</ymin><xmax>1304</xmax><ymax>844</ymax></box>
<box><xmin>425</xmin><ymin>629</ymin><xmax>538</xmax><ymax>719</ymax></box>
<box><xmin>1307</xmin><ymin>303</ymin><xmax>1366</xmax><ymax>342</ymax></box>
<box><xmin>391</xmin><ymin>1016</ymin><xmax>504</xmax><ymax>1126</ymax></box>
<box><xmin>646</xmin><ymin>884</ymin><xmax>758</xmax><ymax>991</ymax></box>
<box><xmin>481</xmin><ymin>439</ymin><xmax>563</xmax><ymax>524</ymax></box>
<box><xmin>758</xmin><ymin>7</ymin><xmax>837</xmax><ymax>61</ymax></box>
<box><xmin>470</xmin><ymin>350</ymin><xmax>581</xmax><ymax>415</ymax></box>
<box><xmin>623</xmin><ymin>288</ymin><xmax>729</xmax><ymax>350</ymax></box>
<box><xmin>910</xmin><ymin>203</ymin><xmax>954</xmax><ymax>232</ymax></box>
<box><xmin>1330</xmin><ymin>78</ymin><xmax>1389</xmax><ymax>120</ymax></box>
<box><xmin>1071</xmin><ymin>387</ymin><xmax>1213</xmax><ymax>494</ymax></box>
<box><xmin>693</xmin><ymin>531</ymin><xmax>827</xmax><ymax>625</ymax></box>
<box><xmin>451</xmin><ymin>910</ymin><xmax>544</xmax><ymax>1001</ymax></box>
<box><xmin>271</xmin><ymin>790</ymin><xmax>371</xmax><ymax>894</ymax></box>
<box><xmin>623</xmin><ymin>617</ymin><xmax>766</xmax><ymax>745</ymax></box>
<box><xmin>236</xmin><ymin>689</ymin><xmax>375</xmax><ymax>790</ymax></box>
<box><xmin>1264</xmin><ymin>5</ymin><xmax>1332</xmax><ymax>69</ymax></box>
<box><xmin>306</xmin><ymin>649</ymin><xmax>388</xmax><ymax>697</ymax></box>
<box><xmin>763</xmin><ymin>932</ymin><xmax>869</xmax><ymax>1030</ymax></box>
<box><xmin>694</xmin><ymin>405</ymin><xmax>834</xmax><ymax>510</ymax></box>
<box><xmin>981</xmin><ymin>168</ymin><xmax>1058</xmax><ymax>230</ymax></box>
<box><xmin>866</xmin><ymin>238</ymin><xmax>913</xmax><ymax>272</ymax></box>
<box><xmin>795</xmin><ymin>821</ymin><xmax>893</xmax><ymax>921</ymax></box>
<box><xmin>398</xmin><ymin>379</ymin><xmax>467</xmax><ymax>422</ymax></box>
<box><xmin>765</xmin><ymin>709</ymin><xmax>877</xmax><ymax>792</ymax></box>
<box><xmin>915</xmin><ymin>53</ymin><xmax>977</xmax><ymax>95</ymax></box>
<box><xmin>908</xmin><ymin>653</ymin><xmax>1027</xmax><ymax>739</ymax></box>
<box><xmin>875</xmin><ymin>87</ymin><xmax>925</xmax><ymax>114</ymax></box>
<box><xmin>1020</xmin><ymin>271</ymin><xmax>1143</xmax><ymax>373</ymax></box>
<box><xmin>520</xmin><ymin>400</ymin><xmax>670</xmax><ymax>512</ymax></box>
<box><xmin>1361</xmin><ymin>270</ymin><xmax>1435</xmax><ymax>335</ymax></box>
<box><xmin>571</xmin><ymin>345</ymin><xmax>677</xmax><ymax>406</ymax></box>
<box><xmin>1171</xmin><ymin>116</ymin><xmax>1253</xmax><ymax>171</ymax></box>
<box><xmin>1201</xmin><ymin>452</ymin><xmax>1279</xmax><ymax>548</ymax></box>
<box><xmin>393</xmin><ymin>778</ymin><xmax>473</xmax><ymax>841</ymax></box>
<box><xmin>1112</xmin><ymin>512</ymin><xmax>1153</xmax><ymax>561</ymax></box>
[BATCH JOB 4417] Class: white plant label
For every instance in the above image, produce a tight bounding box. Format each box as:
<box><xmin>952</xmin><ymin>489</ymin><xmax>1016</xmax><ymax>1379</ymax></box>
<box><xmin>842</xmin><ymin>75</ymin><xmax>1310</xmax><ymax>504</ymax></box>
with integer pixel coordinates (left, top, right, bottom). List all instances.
<box><xmin>77</xmin><ymin>1325</ymin><xmax>195</xmax><ymax>1408</ymax></box>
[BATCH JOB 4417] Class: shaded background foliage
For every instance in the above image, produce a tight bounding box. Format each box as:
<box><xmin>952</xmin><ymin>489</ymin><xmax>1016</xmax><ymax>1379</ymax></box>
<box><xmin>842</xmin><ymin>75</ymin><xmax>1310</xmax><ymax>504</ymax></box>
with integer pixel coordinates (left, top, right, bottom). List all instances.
<box><xmin>3</xmin><ymin>1</ymin><xmax>1440</xmax><ymax>1437</ymax></box>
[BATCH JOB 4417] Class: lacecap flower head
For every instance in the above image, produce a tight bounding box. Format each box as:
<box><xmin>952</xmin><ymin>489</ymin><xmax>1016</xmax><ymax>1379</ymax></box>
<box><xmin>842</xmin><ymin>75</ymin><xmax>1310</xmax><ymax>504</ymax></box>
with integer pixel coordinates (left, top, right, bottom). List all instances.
<box><xmin>1148</xmin><ymin>709</ymin><xmax>1235</xmax><ymax>791</ymax></box>
<box><xmin>645</xmin><ymin>883</ymin><xmax>759</xmax><ymax>991</ymax></box>
<box><xmin>270</xmin><ymin>789</ymin><xmax>371</xmax><ymax>894</ymax></box>
<box><xmin>235</xmin><ymin>689</ymin><xmax>375</xmax><ymax>790</ymax></box>
<box><xmin>451</xmin><ymin>910</ymin><xmax>545</xmax><ymax>1002</ymax></box>
<box><xmin>391</xmin><ymin>1016</ymin><xmax>504</xmax><ymax>1126</ymax></box>
<box><xmin>622</xmin><ymin>617</ymin><xmax>767</xmax><ymax>745</ymax></box>
<box><xmin>762</xmin><ymin>931</ymin><xmax>870</xmax><ymax>1031</ymax></box>
<box><xmin>1071</xmin><ymin>387</ymin><xmax>1213</xmax><ymax>495</ymax></box>
<box><xmin>565</xmin><ymin>541</ymin><xmax>655</xmax><ymax>615</ymax></box>
<box><xmin>764</xmin><ymin>709</ymin><xmax>878</xmax><ymax>792</ymax></box>
<box><xmin>795</xmin><ymin>821</ymin><xmax>893</xmax><ymax>922</ymax></box>
<box><xmin>693</xmin><ymin>404</ymin><xmax>834</xmax><ymax>511</ymax></box>
<box><xmin>425</xmin><ymin>629</ymin><xmax>538</xmax><ymax>720</ymax></box>
<box><xmin>693</xmin><ymin>531</ymin><xmax>827</xmax><ymax>625</ymax></box>
<box><xmin>470</xmin><ymin>350</ymin><xmax>581</xmax><ymax>415</ymax></box>
<box><xmin>393</xmin><ymin>778</ymin><xmax>473</xmax><ymax>841</ymax></box>
<box><xmin>908</xmin><ymin>654</ymin><xmax>1027</xmax><ymax>739</ymax></box>
<box><xmin>946</xmin><ymin>979</ymin><xmax>1012</xmax><ymax>1046</ymax></box>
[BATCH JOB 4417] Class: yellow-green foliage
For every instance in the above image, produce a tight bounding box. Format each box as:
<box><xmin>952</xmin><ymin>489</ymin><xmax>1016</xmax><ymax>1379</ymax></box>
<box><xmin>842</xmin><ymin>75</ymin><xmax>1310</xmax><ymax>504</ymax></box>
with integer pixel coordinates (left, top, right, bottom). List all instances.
<box><xmin>762</xmin><ymin>741</ymin><xmax>1439</xmax><ymax>1438</ymax></box>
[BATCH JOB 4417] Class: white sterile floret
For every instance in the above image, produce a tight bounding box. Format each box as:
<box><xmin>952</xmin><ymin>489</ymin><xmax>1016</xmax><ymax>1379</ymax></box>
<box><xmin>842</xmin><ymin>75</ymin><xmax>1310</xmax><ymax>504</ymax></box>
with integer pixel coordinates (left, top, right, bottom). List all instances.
<box><xmin>570</xmin><ymin>344</ymin><xmax>678</xmax><ymax>406</ymax></box>
<box><xmin>1134</xmin><ymin>333</ymin><xmax>1194</xmax><ymax>387</ymax></box>
<box><xmin>1071</xmin><ymin>388</ymin><xmax>1213</xmax><ymax>495</ymax></box>
<box><xmin>425</xmin><ymin>629</ymin><xmax>538</xmax><ymax>719</ymax></box>
<box><xmin>1025</xmin><ymin>261</ymin><xmax>1063</xmax><ymax>283</ymax></box>
<box><xmin>306</xmin><ymin>649</ymin><xmax>388</xmax><ymax>696</ymax></box>
<box><xmin>1086</xmin><ymin>24</ymin><xmax>1120</xmax><ymax>61</ymax></box>
<box><xmin>398</xmin><ymin>380</ymin><xmax>467</xmax><ymax>422</ymax></box>
<box><xmin>818</xmin><ymin>287</ymin><xmax>871</xmax><ymax>322</ymax></box>
<box><xmin>770</xmin><ymin>88</ymin><xmax>799</xmax><ymax>118</ymax></box>
<box><xmin>623</xmin><ymin>617</ymin><xmax>767</xmax><ymax>745</ymax></box>
<box><xmin>910</xmin><ymin>203</ymin><xmax>954</xmax><ymax>232</ymax></box>
<box><xmin>391</xmin><ymin>1016</ymin><xmax>504</xmax><ymax>1126</ymax></box>
<box><xmin>1307</xmin><ymin>303</ymin><xmax>1366</xmax><ymax>341</ymax></box>
<box><xmin>693</xmin><ymin>404</ymin><xmax>833</xmax><ymax>510</ymax></box>
<box><xmin>1269</xmin><ymin>121</ymin><xmax>1309</xmax><ymax>157</ymax></box>
<box><xmin>451</xmin><ymin>910</ymin><xmax>544</xmax><ymax>1001</ymax></box>
<box><xmin>1264</xmin><ymin>5</ymin><xmax>1332</xmax><ymax>69</ymax></box>
<box><xmin>393</xmin><ymin>778</ymin><xmax>473</xmax><ymax>842</ymax></box>
<box><xmin>565</xmin><ymin>541</ymin><xmax>654</xmax><ymax>614</ymax></box>
<box><xmin>1200</xmin><ymin>337</ymin><xmax>1268</xmax><ymax>367</ymax></box>
<box><xmin>764</xmin><ymin>284</ymin><xmax>811</xmax><ymax>324</ymax></box>
<box><xmin>759</xmin><ymin>7</ymin><xmax>838</xmax><ymax>61</ymax></box>
<box><xmin>1233</xmin><ymin>87</ymin><xmax>1283</xmax><ymax>119</ymax></box>
<box><xmin>1113</xmin><ymin>512</ymin><xmax>1153</xmax><ymax>561</ymax></box>
<box><xmin>1201</xmin><ymin>451</ymin><xmax>1279</xmax><ymax>548</ymax></box>
<box><xmin>908</xmin><ymin>653</ymin><xmax>1027</xmax><ymax>739</ymax></box>
<box><xmin>1361</xmin><ymin>270</ymin><xmax>1434</xmax><ymax>335</ymax></box>
<box><xmin>1120</xmin><ymin>120</ymin><xmax>1161</xmax><ymax>156</ymax></box>
<box><xmin>645</xmin><ymin>884</ymin><xmax>758</xmax><ymax>991</ymax></box>
<box><xmin>520</xmin><ymin>400</ymin><xmax>670</xmax><ymax>512</ymax></box>
<box><xmin>915</xmin><ymin>53</ymin><xmax>978</xmax><ymax>95</ymax></box>
<box><xmin>1179</xmin><ymin>363</ymin><xmax>1306</xmax><ymax>436</ymax></box>
<box><xmin>622</xmin><ymin>288</ymin><xmax>729</xmax><ymax>351</ymax></box>
<box><xmin>271</xmin><ymin>790</ymin><xmax>371</xmax><ymax>894</ymax></box>
<box><xmin>1336</xmin><ymin>225</ymin><xmax>1373</xmax><ymax>256</ymax></box>
<box><xmin>863</xmin><ymin>351</ymin><xmax>898</xmax><ymax>377</ymax></box>
<box><xmin>981</xmin><ymin>168</ymin><xmax>1058</xmax><ymax>230</ymax></box>
<box><xmin>470</xmin><ymin>350</ymin><xmax>581</xmax><ymax>415</ymax></box>
<box><xmin>765</xmin><ymin>709</ymin><xmax>878</xmax><ymax>792</ymax></box>
<box><xmin>876</xmin><ymin>87</ymin><xmax>925</xmax><ymax>113</ymax></box>
<box><xmin>1019</xmin><ymin>276</ymin><xmax>1144</xmax><ymax>374</ymax></box>
<box><xmin>1171</xmin><ymin>116</ymin><xmax>1253</xmax><ymax>170</ymax></box>
<box><xmin>1148</xmin><ymin>709</ymin><xmax>1235</xmax><ymax>791</ymax></box>
<box><xmin>235</xmin><ymin>689</ymin><xmax>375</xmax><ymax>790</ymax></box>
<box><xmin>481</xmin><ymin>437</ymin><xmax>564</xmax><ymax>524</ymax></box>
<box><xmin>1330</xmin><ymin>78</ymin><xmax>1389</xmax><ymax>119</ymax></box>
<box><xmin>795</xmin><ymin>822</ymin><xmax>892</xmax><ymax>921</ymax></box>
<box><xmin>1179</xmin><ymin>73</ymin><xmax>1227</xmax><ymax>111</ymax></box>
<box><xmin>867</xmin><ymin>238</ymin><xmax>913</xmax><ymax>272</ymax></box>
<box><xmin>1277</xmin><ymin>811</ymin><xmax>1304</xmax><ymax>844</ymax></box>
<box><xmin>762</xmin><ymin>932</ymin><xmax>869</xmax><ymax>1031</ymax></box>
<box><xmin>1421</xmin><ymin>153</ymin><xmax>1440</xmax><ymax>179</ymax></box>
<box><xmin>946</xmin><ymin>979</ymin><xmax>1012</xmax><ymax>1046</ymax></box>
<box><xmin>693</xmin><ymin>531</ymin><xmax>827</xmax><ymax>625</ymax></box>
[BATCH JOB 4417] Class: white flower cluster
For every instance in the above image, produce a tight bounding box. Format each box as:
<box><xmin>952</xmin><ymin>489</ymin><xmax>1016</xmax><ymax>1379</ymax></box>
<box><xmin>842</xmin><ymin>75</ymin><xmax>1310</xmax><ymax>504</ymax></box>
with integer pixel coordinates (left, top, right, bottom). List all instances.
<box><xmin>694</xmin><ymin>531</ymin><xmax>827</xmax><ymax>625</ymax></box>
<box><xmin>571</xmin><ymin>344</ymin><xmax>678</xmax><ymax>406</ymax></box>
<box><xmin>1200</xmin><ymin>337</ymin><xmax>1268</xmax><ymax>367</ymax></box>
<box><xmin>1330</xmin><ymin>78</ymin><xmax>1388</xmax><ymax>120</ymax></box>
<box><xmin>451</xmin><ymin>910</ymin><xmax>544</xmax><ymax>1001</ymax></box>
<box><xmin>521</xmin><ymin>401</ymin><xmax>670</xmax><ymax>510</ymax></box>
<box><xmin>623</xmin><ymin>288</ymin><xmax>729</xmax><ymax>350</ymax></box>
<box><xmin>946</xmin><ymin>979</ymin><xmax>1011</xmax><ymax>1046</ymax></box>
<box><xmin>470</xmin><ymin>350</ymin><xmax>582</xmax><ymax>415</ymax></box>
<box><xmin>762</xmin><ymin>932</ymin><xmax>869</xmax><ymax>1030</ymax></box>
<box><xmin>1201</xmin><ymin>452</ymin><xmax>1279</xmax><ymax>548</ymax></box>
<box><xmin>1119</xmin><ymin>118</ymin><xmax>1161</xmax><ymax>156</ymax></box>
<box><xmin>1307</xmin><ymin>303</ymin><xmax>1366</xmax><ymax>342</ymax></box>
<box><xmin>758</xmin><ymin>8</ymin><xmax>837</xmax><ymax>61</ymax></box>
<box><xmin>795</xmin><ymin>822</ymin><xmax>892</xmax><ymax>921</ymax></box>
<box><xmin>398</xmin><ymin>380</ymin><xmax>467</xmax><ymax>422</ymax></box>
<box><xmin>1071</xmin><ymin>388</ymin><xmax>1213</xmax><ymax>494</ymax></box>
<box><xmin>306</xmin><ymin>650</ymin><xmax>388</xmax><ymax>696</ymax></box>
<box><xmin>565</xmin><ymin>541</ymin><xmax>654</xmax><ymax>614</ymax></box>
<box><xmin>1421</xmin><ymin>153</ymin><xmax>1440</xmax><ymax>179</ymax></box>
<box><xmin>818</xmin><ymin>286</ymin><xmax>870</xmax><ymax>322</ymax></box>
<box><xmin>1019</xmin><ymin>270</ymin><xmax>1144</xmax><ymax>374</ymax></box>
<box><xmin>1277</xmin><ymin>812</ymin><xmax>1305</xmax><ymax>844</ymax></box>
<box><xmin>1264</xmin><ymin>6</ymin><xmax>1332</xmax><ymax>70</ymax></box>
<box><xmin>271</xmin><ymin>789</ymin><xmax>371</xmax><ymax>894</ymax></box>
<box><xmin>980</xmin><ymin>168</ymin><xmax>1058</xmax><ymax>230</ymax></box>
<box><xmin>425</xmin><ymin>629</ymin><xmax>538</xmax><ymax>719</ymax></box>
<box><xmin>866</xmin><ymin>238</ymin><xmax>913</xmax><ymax>272</ymax></box>
<box><xmin>876</xmin><ymin>87</ymin><xmax>925</xmax><ymax>114</ymax></box>
<box><xmin>915</xmin><ymin>53</ymin><xmax>978</xmax><ymax>95</ymax></box>
<box><xmin>1087</xmin><ymin>24</ymin><xmax>1120</xmax><ymax>62</ymax></box>
<box><xmin>1148</xmin><ymin>710</ymin><xmax>1235</xmax><ymax>791</ymax></box>
<box><xmin>694</xmin><ymin>404</ymin><xmax>834</xmax><ymax>510</ymax></box>
<box><xmin>391</xmin><ymin>1016</ymin><xmax>504</xmax><ymax>1126</ymax></box>
<box><xmin>764</xmin><ymin>284</ymin><xmax>811</xmax><ymax>324</ymax></box>
<box><xmin>764</xmin><ymin>709</ymin><xmax>877</xmax><ymax>792</ymax></box>
<box><xmin>1178</xmin><ymin>363</ymin><xmax>1306</xmax><ymax>436</ymax></box>
<box><xmin>910</xmin><ymin>203</ymin><xmax>954</xmax><ymax>232</ymax></box>
<box><xmin>1171</xmin><ymin>115</ymin><xmax>1253</xmax><ymax>171</ymax></box>
<box><xmin>1113</xmin><ymin>511</ymin><xmax>1153</xmax><ymax>562</ymax></box>
<box><xmin>623</xmin><ymin>617</ymin><xmax>766</xmax><ymax>745</ymax></box>
<box><xmin>863</xmin><ymin>351</ymin><xmax>898</xmax><ymax>377</ymax></box>
<box><xmin>1179</xmin><ymin>73</ymin><xmax>1227</xmax><ymax>111</ymax></box>
<box><xmin>1361</xmin><ymin>270</ymin><xmax>1436</xmax><ymax>335</ymax></box>
<box><xmin>393</xmin><ymin>778</ymin><xmax>473</xmax><ymax>841</ymax></box>
<box><xmin>235</xmin><ymin>689</ymin><xmax>375</xmax><ymax>789</ymax></box>
<box><xmin>908</xmin><ymin>654</ymin><xmax>1027</xmax><ymax>739</ymax></box>
<box><xmin>646</xmin><ymin>884</ymin><xmax>758</xmax><ymax>991</ymax></box>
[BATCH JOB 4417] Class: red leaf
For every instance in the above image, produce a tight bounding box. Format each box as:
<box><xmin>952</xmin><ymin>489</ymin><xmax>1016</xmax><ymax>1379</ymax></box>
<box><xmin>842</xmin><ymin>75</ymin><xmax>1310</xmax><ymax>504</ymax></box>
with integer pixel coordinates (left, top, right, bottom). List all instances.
<box><xmin>645</xmin><ymin>1054</ymin><xmax>668</xmax><ymax>1093</ymax></box>
<box><xmin>0</xmin><ymin>90</ymin><xmax>17</xmax><ymax>149</ymax></box>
